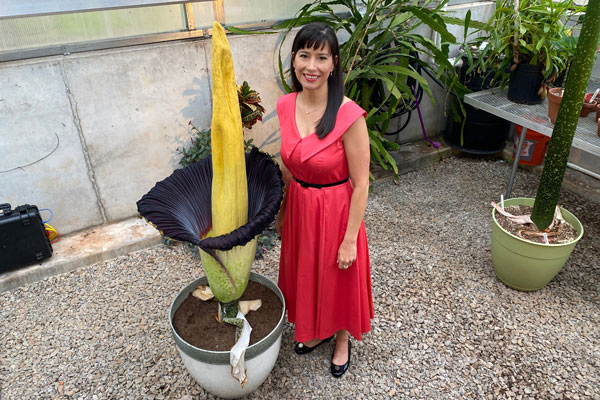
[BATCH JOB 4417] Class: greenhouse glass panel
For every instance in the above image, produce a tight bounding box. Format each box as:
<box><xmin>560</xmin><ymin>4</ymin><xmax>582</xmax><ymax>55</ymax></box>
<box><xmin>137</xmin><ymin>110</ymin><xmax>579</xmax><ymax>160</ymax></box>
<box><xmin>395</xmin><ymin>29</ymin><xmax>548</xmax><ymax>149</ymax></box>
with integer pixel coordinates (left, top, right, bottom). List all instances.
<box><xmin>0</xmin><ymin>5</ymin><xmax>186</xmax><ymax>52</ymax></box>
<box><xmin>223</xmin><ymin>0</ymin><xmax>316</xmax><ymax>25</ymax></box>
<box><xmin>191</xmin><ymin>1</ymin><xmax>215</xmax><ymax>29</ymax></box>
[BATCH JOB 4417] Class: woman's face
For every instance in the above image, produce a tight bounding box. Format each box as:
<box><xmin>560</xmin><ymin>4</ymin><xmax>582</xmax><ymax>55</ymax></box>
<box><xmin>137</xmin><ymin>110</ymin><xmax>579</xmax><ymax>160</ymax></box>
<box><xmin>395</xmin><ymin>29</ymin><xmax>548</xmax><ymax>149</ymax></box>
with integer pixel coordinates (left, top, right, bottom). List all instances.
<box><xmin>293</xmin><ymin>43</ymin><xmax>335</xmax><ymax>91</ymax></box>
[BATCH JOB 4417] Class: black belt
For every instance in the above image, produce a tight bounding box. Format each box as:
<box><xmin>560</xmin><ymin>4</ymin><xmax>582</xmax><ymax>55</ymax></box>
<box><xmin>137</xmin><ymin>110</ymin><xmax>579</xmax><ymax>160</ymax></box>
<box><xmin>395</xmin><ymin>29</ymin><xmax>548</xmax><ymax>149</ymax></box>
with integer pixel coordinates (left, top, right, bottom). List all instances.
<box><xmin>293</xmin><ymin>176</ymin><xmax>349</xmax><ymax>189</ymax></box>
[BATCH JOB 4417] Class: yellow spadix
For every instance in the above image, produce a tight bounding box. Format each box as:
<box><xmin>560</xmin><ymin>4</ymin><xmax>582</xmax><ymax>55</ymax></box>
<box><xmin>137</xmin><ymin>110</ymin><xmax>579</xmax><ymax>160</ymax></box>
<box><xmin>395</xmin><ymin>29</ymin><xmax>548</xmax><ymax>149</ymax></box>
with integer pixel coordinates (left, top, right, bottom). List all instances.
<box><xmin>210</xmin><ymin>22</ymin><xmax>248</xmax><ymax>234</ymax></box>
<box><xmin>199</xmin><ymin>22</ymin><xmax>255</xmax><ymax>303</ymax></box>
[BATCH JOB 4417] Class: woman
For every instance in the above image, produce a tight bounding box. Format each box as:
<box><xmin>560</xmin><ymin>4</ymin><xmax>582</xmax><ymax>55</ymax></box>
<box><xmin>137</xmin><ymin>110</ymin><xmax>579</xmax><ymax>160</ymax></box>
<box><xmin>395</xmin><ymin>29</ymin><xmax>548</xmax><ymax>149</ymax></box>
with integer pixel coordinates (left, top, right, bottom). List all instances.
<box><xmin>276</xmin><ymin>22</ymin><xmax>373</xmax><ymax>378</ymax></box>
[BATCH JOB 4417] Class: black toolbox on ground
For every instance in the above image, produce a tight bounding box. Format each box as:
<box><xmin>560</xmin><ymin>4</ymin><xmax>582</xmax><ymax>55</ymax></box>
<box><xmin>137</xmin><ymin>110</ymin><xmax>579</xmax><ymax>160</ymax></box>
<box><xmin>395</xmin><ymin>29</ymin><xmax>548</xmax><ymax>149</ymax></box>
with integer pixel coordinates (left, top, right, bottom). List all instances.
<box><xmin>0</xmin><ymin>203</ymin><xmax>53</xmax><ymax>273</ymax></box>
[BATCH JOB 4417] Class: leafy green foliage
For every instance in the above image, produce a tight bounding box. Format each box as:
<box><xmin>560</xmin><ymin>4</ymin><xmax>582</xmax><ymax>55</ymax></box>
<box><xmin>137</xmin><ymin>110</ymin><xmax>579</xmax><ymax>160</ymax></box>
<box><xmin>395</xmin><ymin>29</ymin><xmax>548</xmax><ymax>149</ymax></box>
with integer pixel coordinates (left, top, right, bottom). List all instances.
<box><xmin>178</xmin><ymin>122</ymin><xmax>212</xmax><ymax>168</ymax></box>
<box><xmin>447</xmin><ymin>1</ymin><xmax>583</xmax><ymax>144</ymax></box>
<box><xmin>254</xmin><ymin>222</ymin><xmax>278</xmax><ymax>260</ymax></box>
<box><xmin>464</xmin><ymin>0</ymin><xmax>585</xmax><ymax>91</ymax></box>
<box><xmin>177</xmin><ymin>123</ymin><xmax>256</xmax><ymax>168</ymax></box>
<box><xmin>276</xmin><ymin>0</ymin><xmax>467</xmax><ymax>180</ymax></box>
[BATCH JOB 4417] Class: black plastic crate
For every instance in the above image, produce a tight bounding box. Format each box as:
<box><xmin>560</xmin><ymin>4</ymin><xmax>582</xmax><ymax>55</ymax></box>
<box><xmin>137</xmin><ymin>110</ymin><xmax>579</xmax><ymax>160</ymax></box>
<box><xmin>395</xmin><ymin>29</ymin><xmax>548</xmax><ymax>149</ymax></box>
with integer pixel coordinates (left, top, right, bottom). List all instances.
<box><xmin>0</xmin><ymin>203</ymin><xmax>53</xmax><ymax>273</ymax></box>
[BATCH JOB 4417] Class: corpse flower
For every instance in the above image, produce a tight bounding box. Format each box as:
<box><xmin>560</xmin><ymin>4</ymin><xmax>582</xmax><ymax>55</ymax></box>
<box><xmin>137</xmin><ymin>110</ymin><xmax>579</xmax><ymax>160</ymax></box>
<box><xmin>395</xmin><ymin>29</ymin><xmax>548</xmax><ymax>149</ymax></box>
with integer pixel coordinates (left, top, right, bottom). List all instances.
<box><xmin>137</xmin><ymin>148</ymin><xmax>282</xmax><ymax>302</ymax></box>
<box><xmin>136</xmin><ymin>22</ymin><xmax>283</xmax><ymax>385</ymax></box>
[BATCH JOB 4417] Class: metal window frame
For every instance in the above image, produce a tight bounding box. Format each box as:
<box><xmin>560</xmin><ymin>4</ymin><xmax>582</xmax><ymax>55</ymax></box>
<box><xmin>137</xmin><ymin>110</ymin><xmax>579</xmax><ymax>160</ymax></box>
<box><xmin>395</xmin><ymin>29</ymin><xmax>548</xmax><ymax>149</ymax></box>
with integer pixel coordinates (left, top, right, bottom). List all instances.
<box><xmin>0</xmin><ymin>19</ymin><xmax>281</xmax><ymax>63</ymax></box>
<box><xmin>0</xmin><ymin>0</ymin><xmax>211</xmax><ymax>19</ymax></box>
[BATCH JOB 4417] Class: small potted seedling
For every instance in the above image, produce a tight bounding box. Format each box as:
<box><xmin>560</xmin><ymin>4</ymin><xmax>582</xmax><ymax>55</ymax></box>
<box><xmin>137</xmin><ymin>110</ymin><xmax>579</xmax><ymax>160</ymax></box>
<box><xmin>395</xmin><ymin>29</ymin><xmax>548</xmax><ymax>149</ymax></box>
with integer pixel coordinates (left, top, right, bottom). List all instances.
<box><xmin>580</xmin><ymin>90</ymin><xmax>599</xmax><ymax>117</ymax></box>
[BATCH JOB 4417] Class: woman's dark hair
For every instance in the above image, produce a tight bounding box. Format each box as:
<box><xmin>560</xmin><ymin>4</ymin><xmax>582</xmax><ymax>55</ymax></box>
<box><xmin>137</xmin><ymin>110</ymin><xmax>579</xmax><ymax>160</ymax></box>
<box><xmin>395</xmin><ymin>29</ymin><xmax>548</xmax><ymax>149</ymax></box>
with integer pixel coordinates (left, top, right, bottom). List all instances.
<box><xmin>291</xmin><ymin>22</ymin><xmax>344</xmax><ymax>139</ymax></box>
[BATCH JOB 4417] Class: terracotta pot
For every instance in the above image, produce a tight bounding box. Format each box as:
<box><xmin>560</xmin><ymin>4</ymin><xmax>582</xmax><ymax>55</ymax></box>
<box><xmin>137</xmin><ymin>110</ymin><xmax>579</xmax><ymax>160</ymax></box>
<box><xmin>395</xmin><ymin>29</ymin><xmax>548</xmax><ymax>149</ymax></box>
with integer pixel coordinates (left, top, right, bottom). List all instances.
<box><xmin>547</xmin><ymin>87</ymin><xmax>563</xmax><ymax>124</ymax></box>
<box><xmin>580</xmin><ymin>100</ymin><xmax>598</xmax><ymax>117</ymax></box>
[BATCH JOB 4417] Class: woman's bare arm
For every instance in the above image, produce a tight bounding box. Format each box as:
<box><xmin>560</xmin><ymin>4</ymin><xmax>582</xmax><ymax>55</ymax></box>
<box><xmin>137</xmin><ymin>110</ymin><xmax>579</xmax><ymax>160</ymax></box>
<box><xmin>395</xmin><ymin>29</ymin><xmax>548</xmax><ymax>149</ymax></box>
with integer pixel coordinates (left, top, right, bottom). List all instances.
<box><xmin>337</xmin><ymin>115</ymin><xmax>370</xmax><ymax>269</ymax></box>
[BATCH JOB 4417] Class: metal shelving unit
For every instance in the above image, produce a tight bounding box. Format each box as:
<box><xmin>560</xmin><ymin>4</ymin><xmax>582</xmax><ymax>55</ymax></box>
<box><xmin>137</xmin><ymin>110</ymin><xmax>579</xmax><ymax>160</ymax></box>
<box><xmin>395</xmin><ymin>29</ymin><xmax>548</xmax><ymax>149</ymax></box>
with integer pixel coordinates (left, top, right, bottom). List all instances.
<box><xmin>464</xmin><ymin>81</ymin><xmax>600</xmax><ymax>197</ymax></box>
<box><xmin>464</xmin><ymin>87</ymin><xmax>600</xmax><ymax>155</ymax></box>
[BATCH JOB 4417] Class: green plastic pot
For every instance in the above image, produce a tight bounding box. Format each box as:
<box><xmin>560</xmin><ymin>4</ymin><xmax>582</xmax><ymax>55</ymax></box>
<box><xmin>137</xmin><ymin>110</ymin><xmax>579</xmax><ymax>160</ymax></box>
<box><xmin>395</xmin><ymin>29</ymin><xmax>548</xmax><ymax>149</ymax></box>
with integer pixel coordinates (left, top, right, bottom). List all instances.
<box><xmin>491</xmin><ymin>198</ymin><xmax>584</xmax><ymax>291</ymax></box>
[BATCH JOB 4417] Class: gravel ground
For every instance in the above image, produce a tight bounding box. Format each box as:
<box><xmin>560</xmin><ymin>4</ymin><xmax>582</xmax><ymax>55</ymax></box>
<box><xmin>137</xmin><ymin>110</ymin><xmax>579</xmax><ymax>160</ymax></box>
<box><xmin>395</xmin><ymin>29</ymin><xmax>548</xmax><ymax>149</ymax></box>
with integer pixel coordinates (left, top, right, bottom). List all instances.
<box><xmin>1</xmin><ymin>156</ymin><xmax>599</xmax><ymax>400</ymax></box>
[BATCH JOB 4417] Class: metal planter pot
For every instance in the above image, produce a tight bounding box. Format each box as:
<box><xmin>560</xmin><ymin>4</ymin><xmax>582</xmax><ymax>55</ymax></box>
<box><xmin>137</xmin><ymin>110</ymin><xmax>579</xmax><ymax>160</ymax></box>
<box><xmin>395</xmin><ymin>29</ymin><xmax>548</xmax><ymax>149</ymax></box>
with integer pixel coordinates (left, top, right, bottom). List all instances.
<box><xmin>491</xmin><ymin>198</ymin><xmax>584</xmax><ymax>291</ymax></box>
<box><xmin>169</xmin><ymin>272</ymin><xmax>285</xmax><ymax>399</ymax></box>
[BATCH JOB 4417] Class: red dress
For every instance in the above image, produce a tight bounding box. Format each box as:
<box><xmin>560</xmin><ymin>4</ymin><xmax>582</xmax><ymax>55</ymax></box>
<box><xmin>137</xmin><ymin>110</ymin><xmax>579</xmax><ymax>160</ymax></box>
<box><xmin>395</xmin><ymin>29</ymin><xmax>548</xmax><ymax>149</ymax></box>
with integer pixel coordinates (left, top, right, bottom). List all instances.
<box><xmin>277</xmin><ymin>92</ymin><xmax>374</xmax><ymax>342</ymax></box>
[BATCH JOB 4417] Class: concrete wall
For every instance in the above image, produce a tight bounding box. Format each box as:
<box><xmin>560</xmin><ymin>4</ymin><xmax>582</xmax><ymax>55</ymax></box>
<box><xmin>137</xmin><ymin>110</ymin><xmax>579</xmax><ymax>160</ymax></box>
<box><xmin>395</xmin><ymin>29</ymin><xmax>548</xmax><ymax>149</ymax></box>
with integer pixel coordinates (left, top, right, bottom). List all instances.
<box><xmin>0</xmin><ymin>33</ymin><xmax>291</xmax><ymax>235</ymax></box>
<box><xmin>0</xmin><ymin>3</ymin><xmax>492</xmax><ymax>235</ymax></box>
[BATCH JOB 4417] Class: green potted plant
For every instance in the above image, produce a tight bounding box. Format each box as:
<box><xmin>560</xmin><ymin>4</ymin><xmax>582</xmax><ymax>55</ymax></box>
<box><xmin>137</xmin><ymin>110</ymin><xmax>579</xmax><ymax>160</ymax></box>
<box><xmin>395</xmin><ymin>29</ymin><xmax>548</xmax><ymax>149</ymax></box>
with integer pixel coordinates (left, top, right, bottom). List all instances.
<box><xmin>551</xmin><ymin>29</ymin><xmax>579</xmax><ymax>86</ymax></box>
<box><xmin>137</xmin><ymin>23</ymin><xmax>284</xmax><ymax>397</ymax></box>
<box><xmin>490</xmin><ymin>1</ymin><xmax>600</xmax><ymax>291</ymax></box>
<box><xmin>474</xmin><ymin>0</ymin><xmax>583</xmax><ymax>104</ymax></box>
<box><xmin>274</xmin><ymin>0</ymin><xmax>468</xmax><ymax>179</ymax></box>
<box><xmin>445</xmin><ymin>16</ymin><xmax>512</xmax><ymax>153</ymax></box>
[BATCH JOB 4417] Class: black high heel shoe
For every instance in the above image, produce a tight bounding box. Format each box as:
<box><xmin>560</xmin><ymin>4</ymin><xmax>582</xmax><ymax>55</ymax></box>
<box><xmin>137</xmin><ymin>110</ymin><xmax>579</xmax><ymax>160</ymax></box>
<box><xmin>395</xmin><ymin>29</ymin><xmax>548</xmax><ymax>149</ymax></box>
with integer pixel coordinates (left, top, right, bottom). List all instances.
<box><xmin>330</xmin><ymin>340</ymin><xmax>351</xmax><ymax>378</ymax></box>
<box><xmin>294</xmin><ymin>335</ymin><xmax>334</xmax><ymax>355</ymax></box>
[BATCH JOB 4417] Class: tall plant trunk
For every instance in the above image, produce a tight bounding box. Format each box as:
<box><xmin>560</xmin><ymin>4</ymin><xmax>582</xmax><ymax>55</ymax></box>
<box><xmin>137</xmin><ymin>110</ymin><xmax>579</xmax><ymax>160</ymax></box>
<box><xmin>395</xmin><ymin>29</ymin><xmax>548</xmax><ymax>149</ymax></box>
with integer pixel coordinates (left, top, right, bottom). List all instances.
<box><xmin>512</xmin><ymin>0</ymin><xmax>519</xmax><ymax>64</ymax></box>
<box><xmin>532</xmin><ymin>2</ymin><xmax>600</xmax><ymax>230</ymax></box>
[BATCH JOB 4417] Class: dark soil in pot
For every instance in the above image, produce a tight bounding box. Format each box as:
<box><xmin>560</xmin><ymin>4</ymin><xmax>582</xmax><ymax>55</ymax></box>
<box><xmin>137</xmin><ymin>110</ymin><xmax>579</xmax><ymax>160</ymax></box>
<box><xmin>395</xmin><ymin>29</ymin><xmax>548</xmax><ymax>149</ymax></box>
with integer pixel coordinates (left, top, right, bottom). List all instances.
<box><xmin>496</xmin><ymin>205</ymin><xmax>578</xmax><ymax>244</ymax></box>
<box><xmin>173</xmin><ymin>280</ymin><xmax>283</xmax><ymax>351</ymax></box>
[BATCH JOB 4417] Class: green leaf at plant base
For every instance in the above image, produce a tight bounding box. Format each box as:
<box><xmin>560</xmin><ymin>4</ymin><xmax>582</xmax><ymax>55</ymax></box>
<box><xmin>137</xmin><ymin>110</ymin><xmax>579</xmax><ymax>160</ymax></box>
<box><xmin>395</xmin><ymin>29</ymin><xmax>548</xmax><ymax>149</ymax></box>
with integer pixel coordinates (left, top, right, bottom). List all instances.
<box><xmin>368</xmin><ymin>129</ymin><xmax>399</xmax><ymax>175</ymax></box>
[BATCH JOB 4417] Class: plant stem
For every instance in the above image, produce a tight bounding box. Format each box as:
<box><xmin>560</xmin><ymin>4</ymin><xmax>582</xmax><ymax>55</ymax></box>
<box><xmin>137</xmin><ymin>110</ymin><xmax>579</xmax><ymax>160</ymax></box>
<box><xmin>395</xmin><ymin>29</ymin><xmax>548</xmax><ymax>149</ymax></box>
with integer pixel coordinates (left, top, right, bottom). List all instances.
<box><xmin>513</xmin><ymin>0</ymin><xmax>519</xmax><ymax>64</ymax></box>
<box><xmin>219</xmin><ymin>300</ymin><xmax>244</xmax><ymax>341</ymax></box>
<box><xmin>218</xmin><ymin>299</ymin><xmax>239</xmax><ymax>322</ymax></box>
<box><xmin>344</xmin><ymin>0</ymin><xmax>382</xmax><ymax>86</ymax></box>
<box><xmin>532</xmin><ymin>0</ymin><xmax>600</xmax><ymax>230</ymax></box>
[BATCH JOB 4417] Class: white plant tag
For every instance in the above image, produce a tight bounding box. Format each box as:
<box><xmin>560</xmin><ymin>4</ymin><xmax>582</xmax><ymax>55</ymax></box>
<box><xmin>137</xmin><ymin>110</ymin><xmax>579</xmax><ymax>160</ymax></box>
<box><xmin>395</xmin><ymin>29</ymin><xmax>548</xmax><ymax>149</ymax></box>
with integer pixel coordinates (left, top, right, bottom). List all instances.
<box><xmin>230</xmin><ymin>311</ymin><xmax>252</xmax><ymax>387</ymax></box>
<box><xmin>543</xmin><ymin>233</ymin><xmax>549</xmax><ymax>244</ymax></box>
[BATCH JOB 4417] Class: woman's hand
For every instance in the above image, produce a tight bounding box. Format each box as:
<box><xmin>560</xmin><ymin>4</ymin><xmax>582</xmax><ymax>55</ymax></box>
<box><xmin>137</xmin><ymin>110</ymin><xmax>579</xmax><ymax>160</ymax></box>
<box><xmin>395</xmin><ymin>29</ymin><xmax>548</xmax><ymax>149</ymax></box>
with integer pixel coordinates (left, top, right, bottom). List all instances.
<box><xmin>337</xmin><ymin>111</ymin><xmax>369</xmax><ymax>271</ymax></box>
<box><xmin>337</xmin><ymin>238</ymin><xmax>357</xmax><ymax>269</ymax></box>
